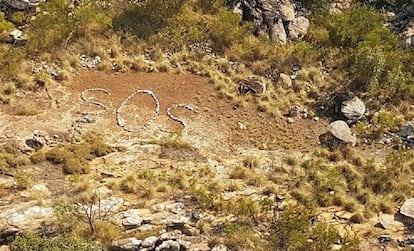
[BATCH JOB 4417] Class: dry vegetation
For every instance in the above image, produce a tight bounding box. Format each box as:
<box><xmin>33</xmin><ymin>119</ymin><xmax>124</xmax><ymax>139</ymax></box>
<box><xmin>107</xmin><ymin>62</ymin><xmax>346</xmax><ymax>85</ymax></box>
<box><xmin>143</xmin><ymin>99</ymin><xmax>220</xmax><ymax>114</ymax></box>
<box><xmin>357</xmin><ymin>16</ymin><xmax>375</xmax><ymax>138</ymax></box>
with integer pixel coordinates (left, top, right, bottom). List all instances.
<box><xmin>1</xmin><ymin>0</ymin><xmax>414</xmax><ymax>250</ymax></box>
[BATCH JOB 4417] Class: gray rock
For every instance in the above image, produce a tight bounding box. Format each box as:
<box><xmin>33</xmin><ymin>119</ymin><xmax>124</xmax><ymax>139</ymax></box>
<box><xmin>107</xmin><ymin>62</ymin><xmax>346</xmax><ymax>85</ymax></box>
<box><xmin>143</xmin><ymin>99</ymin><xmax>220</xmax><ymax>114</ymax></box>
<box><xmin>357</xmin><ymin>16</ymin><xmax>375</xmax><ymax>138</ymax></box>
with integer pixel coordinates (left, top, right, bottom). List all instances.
<box><xmin>138</xmin><ymin>224</ymin><xmax>154</xmax><ymax>231</ymax></box>
<box><xmin>155</xmin><ymin>240</ymin><xmax>180</xmax><ymax>251</ymax></box>
<box><xmin>120</xmin><ymin>209</ymin><xmax>143</xmax><ymax>229</ymax></box>
<box><xmin>222</xmin><ymin>192</ymin><xmax>237</xmax><ymax>201</ymax></box>
<box><xmin>288</xmin><ymin>16</ymin><xmax>310</xmax><ymax>40</ymax></box>
<box><xmin>270</xmin><ymin>19</ymin><xmax>287</xmax><ymax>44</ymax></box>
<box><xmin>400</xmin><ymin>123</ymin><xmax>414</xmax><ymax>138</ymax></box>
<box><xmin>165</xmin><ymin>202</ymin><xmax>185</xmax><ymax>214</ymax></box>
<box><xmin>85</xmin><ymin>197</ymin><xmax>123</xmax><ymax>215</ymax></box>
<box><xmin>329</xmin><ymin>120</ymin><xmax>357</xmax><ymax>146</ymax></box>
<box><xmin>111</xmin><ymin>237</ymin><xmax>142</xmax><ymax>251</ymax></box>
<box><xmin>379</xmin><ymin>214</ymin><xmax>393</xmax><ymax>229</ymax></box>
<box><xmin>141</xmin><ymin>236</ymin><xmax>158</xmax><ymax>248</ymax></box>
<box><xmin>378</xmin><ymin>235</ymin><xmax>391</xmax><ymax>243</ymax></box>
<box><xmin>227</xmin><ymin>0</ymin><xmax>308</xmax><ymax>42</ymax></box>
<box><xmin>162</xmin><ymin>215</ymin><xmax>189</xmax><ymax>225</ymax></box>
<box><xmin>160</xmin><ymin>231</ymin><xmax>178</xmax><ymax>241</ymax></box>
<box><xmin>341</xmin><ymin>97</ymin><xmax>366</xmax><ymax>123</ymax></box>
<box><xmin>1</xmin><ymin>0</ymin><xmax>39</xmax><ymax>11</ymax></box>
<box><xmin>177</xmin><ymin>239</ymin><xmax>191</xmax><ymax>250</ymax></box>
<box><xmin>238</xmin><ymin>76</ymin><xmax>266</xmax><ymax>96</ymax></box>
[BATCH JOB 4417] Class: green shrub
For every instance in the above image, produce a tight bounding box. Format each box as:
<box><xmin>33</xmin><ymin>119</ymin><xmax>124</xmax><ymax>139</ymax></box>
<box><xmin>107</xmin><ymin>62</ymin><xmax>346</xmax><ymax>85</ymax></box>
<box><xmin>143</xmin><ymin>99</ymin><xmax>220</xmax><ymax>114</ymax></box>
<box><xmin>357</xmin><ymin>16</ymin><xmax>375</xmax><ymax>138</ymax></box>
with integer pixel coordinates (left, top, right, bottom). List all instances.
<box><xmin>10</xmin><ymin>233</ymin><xmax>102</xmax><ymax>251</ymax></box>
<box><xmin>327</xmin><ymin>5</ymin><xmax>394</xmax><ymax>48</ymax></box>
<box><xmin>196</xmin><ymin>0</ymin><xmax>226</xmax><ymax>14</ymax></box>
<box><xmin>270</xmin><ymin>206</ymin><xmax>360</xmax><ymax>250</ymax></box>
<box><xmin>113</xmin><ymin>0</ymin><xmax>186</xmax><ymax>39</ymax></box>
<box><xmin>221</xmin><ymin>223</ymin><xmax>267</xmax><ymax>250</ymax></box>
<box><xmin>10</xmin><ymin>11</ymin><xmax>26</xmax><ymax>25</ymax></box>
<box><xmin>0</xmin><ymin>11</ymin><xmax>13</xmax><ymax>33</ymax></box>
<box><xmin>45</xmin><ymin>134</ymin><xmax>113</xmax><ymax>174</ymax></box>
<box><xmin>63</xmin><ymin>157</ymin><xmax>89</xmax><ymax>174</ymax></box>
<box><xmin>28</xmin><ymin>0</ymin><xmax>112</xmax><ymax>51</ymax></box>
<box><xmin>208</xmin><ymin>8</ymin><xmax>252</xmax><ymax>53</ymax></box>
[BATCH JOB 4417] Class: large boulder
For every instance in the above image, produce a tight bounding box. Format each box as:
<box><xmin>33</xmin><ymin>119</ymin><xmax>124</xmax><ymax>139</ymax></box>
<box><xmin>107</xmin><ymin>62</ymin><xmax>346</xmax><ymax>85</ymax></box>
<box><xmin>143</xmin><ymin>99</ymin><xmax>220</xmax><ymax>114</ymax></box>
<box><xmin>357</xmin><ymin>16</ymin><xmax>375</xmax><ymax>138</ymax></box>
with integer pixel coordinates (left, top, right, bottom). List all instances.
<box><xmin>288</xmin><ymin>16</ymin><xmax>309</xmax><ymax>40</ymax></box>
<box><xmin>390</xmin><ymin>4</ymin><xmax>414</xmax><ymax>47</ymax></box>
<box><xmin>400</xmin><ymin>198</ymin><xmax>414</xmax><ymax>220</ymax></box>
<box><xmin>227</xmin><ymin>0</ymin><xmax>309</xmax><ymax>43</ymax></box>
<box><xmin>278</xmin><ymin>0</ymin><xmax>295</xmax><ymax>21</ymax></box>
<box><xmin>329</xmin><ymin>120</ymin><xmax>357</xmax><ymax>146</ymax></box>
<box><xmin>111</xmin><ymin>238</ymin><xmax>142</xmax><ymax>251</ymax></box>
<box><xmin>332</xmin><ymin>92</ymin><xmax>366</xmax><ymax>123</ymax></box>
<box><xmin>271</xmin><ymin>19</ymin><xmax>288</xmax><ymax>44</ymax></box>
<box><xmin>238</xmin><ymin>76</ymin><xmax>266</xmax><ymax>96</ymax></box>
<box><xmin>0</xmin><ymin>0</ymin><xmax>40</xmax><ymax>11</ymax></box>
<box><xmin>341</xmin><ymin>97</ymin><xmax>366</xmax><ymax>123</ymax></box>
<box><xmin>329</xmin><ymin>0</ymin><xmax>353</xmax><ymax>13</ymax></box>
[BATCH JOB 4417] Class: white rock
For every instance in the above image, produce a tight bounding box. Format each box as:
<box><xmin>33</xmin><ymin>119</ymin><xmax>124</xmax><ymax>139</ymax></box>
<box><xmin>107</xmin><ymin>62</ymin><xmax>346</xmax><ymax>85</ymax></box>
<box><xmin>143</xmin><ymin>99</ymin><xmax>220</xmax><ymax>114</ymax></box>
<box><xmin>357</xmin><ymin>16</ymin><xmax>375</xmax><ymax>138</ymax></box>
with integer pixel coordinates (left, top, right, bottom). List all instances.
<box><xmin>278</xmin><ymin>0</ymin><xmax>295</xmax><ymax>21</ymax></box>
<box><xmin>212</xmin><ymin>244</ymin><xmax>229</xmax><ymax>251</ymax></box>
<box><xmin>10</xmin><ymin>29</ymin><xmax>23</xmax><ymax>39</ymax></box>
<box><xmin>288</xmin><ymin>16</ymin><xmax>310</xmax><ymax>40</ymax></box>
<box><xmin>238</xmin><ymin>188</ymin><xmax>258</xmax><ymax>196</ymax></box>
<box><xmin>141</xmin><ymin>236</ymin><xmax>158</xmax><ymax>248</ymax></box>
<box><xmin>221</xmin><ymin>192</ymin><xmax>237</xmax><ymax>201</ymax></box>
<box><xmin>166</xmin><ymin>202</ymin><xmax>185</xmax><ymax>214</ymax></box>
<box><xmin>280</xmin><ymin>73</ymin><xmax>292</xmax><ymax>88</ymax></box>
<box><xmin>271</xmin><ymin>19</ymin><xmax>287</xmax><ymax>44</ymax></box>
<box><xmin>155</xmin><ymin>240</ymin><xmax>180</xmax><ymax>251</ymax></box>
<box><xmin>160</xmin><ymin>231</ymin><xmax>178</xmax><ymax>241</ymax></box>
<box><xmin>138</xmin><ymin>224</ymin><xmax>153</xmax><ymax>231</ymax></box>
<box><xmin>88</xmin><ymin>197</ymin><xmax>123</xmax><ymax>215</ymax></box>
<box><xmin>162</xmin><ymin>215</ymin><xmax>189</xmax><ymax>225</ymax></box>
<box><xmin>238</xmin><ymin>122</ymin><xmax>247</xmax><ymax>130</ymax></box>
<box><xmin>112</xmin><ymin>237</ymin><xmax>142</xmax><ymax>250</ymax></box>
<box><xmin>30</xmin><ymin>184</ymin><xmax>50</xmax><ymax>194</ymax></box>
<box><xmin>401</xmin><ymin>198</ymin><xmax>414</xmax><ymax>219</ymax></box>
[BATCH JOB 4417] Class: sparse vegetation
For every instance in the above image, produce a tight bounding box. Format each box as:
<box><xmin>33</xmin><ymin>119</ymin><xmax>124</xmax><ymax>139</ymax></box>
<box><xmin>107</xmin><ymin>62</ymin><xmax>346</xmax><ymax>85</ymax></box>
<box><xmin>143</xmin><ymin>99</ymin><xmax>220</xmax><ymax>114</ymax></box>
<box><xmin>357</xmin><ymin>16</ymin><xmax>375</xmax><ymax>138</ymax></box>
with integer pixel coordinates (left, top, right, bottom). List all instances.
<box><xmin>44</xmin><ymin>133</ymin><xmax>114</xmax><ymax>174</ymax></box>
<box><xmin>0</xmin><ymin>0</ymin><xmax>413</xmax><ymax>249</ymax></box>
<box><xmin>10</xmin><ymin>233</ymin><xmax>103</xmax><ymax>251</ymax></box>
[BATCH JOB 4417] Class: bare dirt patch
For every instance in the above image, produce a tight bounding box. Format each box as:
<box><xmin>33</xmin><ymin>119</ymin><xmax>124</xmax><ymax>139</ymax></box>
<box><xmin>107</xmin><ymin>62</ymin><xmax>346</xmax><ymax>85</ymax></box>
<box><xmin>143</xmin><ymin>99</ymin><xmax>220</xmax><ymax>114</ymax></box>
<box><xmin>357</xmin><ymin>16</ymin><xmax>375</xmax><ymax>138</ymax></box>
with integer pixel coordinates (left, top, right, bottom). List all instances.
<box><xmin>69</xmin><ymin>70</ymin><xmax>329</xmax><ymax>152</ymax></box>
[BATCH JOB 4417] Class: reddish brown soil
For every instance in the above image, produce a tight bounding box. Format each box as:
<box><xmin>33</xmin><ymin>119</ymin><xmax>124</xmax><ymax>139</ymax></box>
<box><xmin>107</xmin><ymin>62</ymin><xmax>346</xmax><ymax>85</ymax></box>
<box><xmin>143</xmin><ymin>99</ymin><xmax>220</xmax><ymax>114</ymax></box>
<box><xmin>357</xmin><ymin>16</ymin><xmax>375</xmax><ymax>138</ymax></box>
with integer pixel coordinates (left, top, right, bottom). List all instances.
<box><xmin>69</xmin><ymin>71</ymin><xmax>329</xmax><ymax>152</ymax></box>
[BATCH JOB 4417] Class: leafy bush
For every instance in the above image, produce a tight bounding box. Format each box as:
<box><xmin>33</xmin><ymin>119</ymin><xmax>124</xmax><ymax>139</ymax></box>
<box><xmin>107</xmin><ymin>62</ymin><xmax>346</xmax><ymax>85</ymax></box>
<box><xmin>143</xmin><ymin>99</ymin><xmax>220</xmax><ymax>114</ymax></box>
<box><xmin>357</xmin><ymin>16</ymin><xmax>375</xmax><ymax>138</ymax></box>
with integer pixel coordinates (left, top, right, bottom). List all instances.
<box><xmin>208</xmin><ymin>8</ymin><xmax>252</xmax><ymax>52</ymax></box>
<box><xmin>10</xmin><ymin>233</ymin><xmax>102</xmax><ymax>251</ymax></box>
<box><xmin>0</xmin><ymin>11</ymin><xmax>13</xmax><ymax>33</ymax></box>
<box><xmin>324</xmin><ymin>5</ymin><xmax>414</xmax><ymax>100</ymax></box>
<box><xmin>327</xmin><ymin>5</ymin><xmax>395</xmax><ymax>48</ymax></box>
<box><xmin>28</xmin><ymin>0</ymin><xmax>112</xmax><ymax>52</ymax></box>
<box><xmin>196</xmin><ymin>0</ymin><xmax>226</xmax><ymax>14</ymax></box>
<box><xmin>270</xmin><ymin>206</ymin><xmax>360</xmax><ymax>250</ymax></box>
<box><xmin>45</xmin><ymin>133</ymin><xmax>113</xmax><ymax>174</ymax></box>
<box><xmin>113</xmin><ymin>0</ymin><xmax>186</xmax><ymax>39</ymax></box>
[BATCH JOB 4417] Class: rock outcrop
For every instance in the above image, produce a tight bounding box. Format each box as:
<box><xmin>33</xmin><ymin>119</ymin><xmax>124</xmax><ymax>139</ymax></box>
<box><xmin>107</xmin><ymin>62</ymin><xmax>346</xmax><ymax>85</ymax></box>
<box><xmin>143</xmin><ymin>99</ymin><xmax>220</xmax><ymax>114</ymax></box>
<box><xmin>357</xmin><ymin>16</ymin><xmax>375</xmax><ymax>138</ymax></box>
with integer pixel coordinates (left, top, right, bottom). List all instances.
<box><xmin>0</xmin><ymin>0</ymin><xmax>39</xmax><ymax>11</ymax></box>
<box><xmin>238</xmin><ymin>75</ymin><xmax>266</xmax><ymax>96</ymax></box>
<box><xmin>389</xmin><ymin>4</ymin><xmax>414</xmax><ymax>47</ymax></box>
<box><xmin>329</xmin><ymin>0</ymin><xmax>353</xmax><ymax>14</ymax></box>
<box><xmin>332</xmin><ymin>92</ymin><xmax>366</xmax><ymax>123</ymax></box>
<box><xmin>329</xmin><ymin>120</ymin><xmax>357</xmax><ymax>146</ymax></box>
<box><xmin>227</xmin><ymin>0</ymin><xmax>309</xmax><ymax>44</ymax></box>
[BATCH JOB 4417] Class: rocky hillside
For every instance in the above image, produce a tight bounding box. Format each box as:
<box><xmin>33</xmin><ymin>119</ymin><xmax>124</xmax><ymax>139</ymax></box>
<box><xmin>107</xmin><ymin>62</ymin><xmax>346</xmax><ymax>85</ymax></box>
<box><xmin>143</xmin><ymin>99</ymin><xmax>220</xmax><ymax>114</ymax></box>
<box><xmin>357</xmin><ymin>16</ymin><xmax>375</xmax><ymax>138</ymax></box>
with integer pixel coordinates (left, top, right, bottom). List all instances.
<box><xmin>0</xmin><ymin>0</ymin><xmax>414</xmax><ymax>250</ymax></box>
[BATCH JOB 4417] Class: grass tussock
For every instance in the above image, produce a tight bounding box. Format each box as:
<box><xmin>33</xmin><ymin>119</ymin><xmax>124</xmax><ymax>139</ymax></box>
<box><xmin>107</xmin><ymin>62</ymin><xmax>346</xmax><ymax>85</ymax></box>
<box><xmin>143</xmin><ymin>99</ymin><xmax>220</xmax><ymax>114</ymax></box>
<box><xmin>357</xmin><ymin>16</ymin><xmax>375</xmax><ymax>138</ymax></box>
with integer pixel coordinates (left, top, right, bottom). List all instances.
<box><xmin>44</xmin><ymin>133</ymin><xmax>114</xmax><ymax>174</ymax></box>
